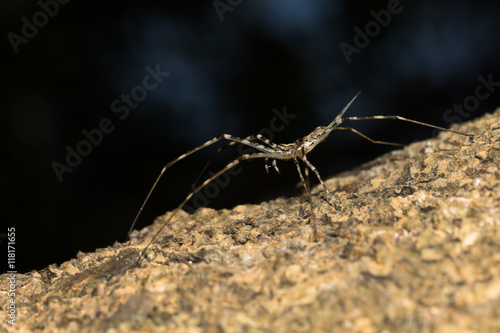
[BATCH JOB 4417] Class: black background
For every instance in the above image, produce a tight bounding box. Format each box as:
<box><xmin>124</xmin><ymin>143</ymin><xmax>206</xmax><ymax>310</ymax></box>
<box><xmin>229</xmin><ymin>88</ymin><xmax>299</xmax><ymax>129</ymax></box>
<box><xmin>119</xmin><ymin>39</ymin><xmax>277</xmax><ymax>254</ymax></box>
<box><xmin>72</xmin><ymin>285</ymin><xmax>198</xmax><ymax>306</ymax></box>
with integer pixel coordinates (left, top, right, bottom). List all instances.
<box><xmin>2</xmin><ymin>0</ymin><xmax>500</xmax><ymax>273</ymax></box>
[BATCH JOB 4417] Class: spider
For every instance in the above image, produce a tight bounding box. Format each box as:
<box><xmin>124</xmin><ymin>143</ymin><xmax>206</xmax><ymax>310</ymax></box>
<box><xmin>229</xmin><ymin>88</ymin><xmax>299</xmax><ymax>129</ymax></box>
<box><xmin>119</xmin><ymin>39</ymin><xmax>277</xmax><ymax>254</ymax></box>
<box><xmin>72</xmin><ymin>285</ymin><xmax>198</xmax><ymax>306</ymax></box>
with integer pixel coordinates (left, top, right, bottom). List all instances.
<box><xmin>129</xmin><ymin>91</ymin><xmax>473</xmax><ymax>265</ymax></box>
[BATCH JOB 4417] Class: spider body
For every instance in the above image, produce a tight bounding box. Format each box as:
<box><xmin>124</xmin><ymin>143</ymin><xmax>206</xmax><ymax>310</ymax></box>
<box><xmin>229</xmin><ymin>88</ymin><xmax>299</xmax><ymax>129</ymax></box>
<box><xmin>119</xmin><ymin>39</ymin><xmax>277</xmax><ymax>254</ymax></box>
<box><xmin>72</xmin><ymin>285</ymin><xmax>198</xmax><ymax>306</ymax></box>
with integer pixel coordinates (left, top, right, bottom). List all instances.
<box><xmin>129</xmin><ymin>91</ymin><xmax>473</xmax><ymax>265</ymax></box>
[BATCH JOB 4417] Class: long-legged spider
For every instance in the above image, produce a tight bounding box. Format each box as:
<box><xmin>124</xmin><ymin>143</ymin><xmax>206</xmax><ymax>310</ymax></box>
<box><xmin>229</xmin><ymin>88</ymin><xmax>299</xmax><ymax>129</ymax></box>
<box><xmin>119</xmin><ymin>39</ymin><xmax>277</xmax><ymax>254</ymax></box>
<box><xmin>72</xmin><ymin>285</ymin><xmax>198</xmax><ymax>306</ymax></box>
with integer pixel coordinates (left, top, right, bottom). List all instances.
<box><xmin>129</xmin><ymin>91</ymin><xmax>473</xmax><ymax>265</ymax></box>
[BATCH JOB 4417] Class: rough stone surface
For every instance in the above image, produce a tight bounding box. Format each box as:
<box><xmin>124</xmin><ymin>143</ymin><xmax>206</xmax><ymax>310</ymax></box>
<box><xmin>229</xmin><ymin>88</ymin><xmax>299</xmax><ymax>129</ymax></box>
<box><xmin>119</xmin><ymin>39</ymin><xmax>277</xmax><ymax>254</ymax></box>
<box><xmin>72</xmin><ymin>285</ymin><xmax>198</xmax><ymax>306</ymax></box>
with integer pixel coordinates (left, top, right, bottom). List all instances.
<box><xmin>2</xmin><ymin>109</ymin><xmax>500</xmax><ymax>333</ymax></box>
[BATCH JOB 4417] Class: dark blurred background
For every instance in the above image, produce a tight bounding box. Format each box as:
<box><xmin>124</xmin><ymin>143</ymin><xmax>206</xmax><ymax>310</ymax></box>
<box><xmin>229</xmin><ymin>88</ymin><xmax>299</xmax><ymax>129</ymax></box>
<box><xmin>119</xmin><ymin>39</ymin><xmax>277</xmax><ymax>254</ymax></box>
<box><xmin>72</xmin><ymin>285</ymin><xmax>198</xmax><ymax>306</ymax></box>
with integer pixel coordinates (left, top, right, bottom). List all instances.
<box><xmin>2</xmin><ymin>0</ymin><xmax>500</xmax><ymax>273</ymax></box>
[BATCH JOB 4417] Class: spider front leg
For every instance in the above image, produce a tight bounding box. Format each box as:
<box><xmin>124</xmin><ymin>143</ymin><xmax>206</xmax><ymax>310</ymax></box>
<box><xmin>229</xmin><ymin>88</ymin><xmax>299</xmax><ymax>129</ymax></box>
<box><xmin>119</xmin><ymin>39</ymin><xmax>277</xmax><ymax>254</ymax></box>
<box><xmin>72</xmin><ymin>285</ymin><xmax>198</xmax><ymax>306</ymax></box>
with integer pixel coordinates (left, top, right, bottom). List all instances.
<box><xmin>191</xmin><ymin>135</ymin><xmax>262</xmax><ymax>189</ymax></box>
<box><xmin>134</xmin><ymin>151</ymin><xmax>287</xmax><ymax>266</ymax></box>
<box><xmin>129</xmin><ymin>133</ymin><xmax>277</xmax><ymax>238</ymax></box>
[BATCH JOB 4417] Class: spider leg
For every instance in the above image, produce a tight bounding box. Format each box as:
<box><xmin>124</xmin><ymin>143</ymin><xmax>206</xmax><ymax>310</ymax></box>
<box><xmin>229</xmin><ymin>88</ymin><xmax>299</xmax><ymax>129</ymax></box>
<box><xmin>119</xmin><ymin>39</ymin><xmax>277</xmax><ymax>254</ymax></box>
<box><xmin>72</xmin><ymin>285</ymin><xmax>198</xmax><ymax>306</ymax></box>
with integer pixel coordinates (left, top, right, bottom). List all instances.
<box><xmin>191</xmin><ymin>135</ymin><xmax>262</xmax><ymax>189</ymax></box>
<box><xmin>339</xmin><ymin>115</ymin><xmax>474</xmax><ymax>138</ymax></box>
<box><xmin>256</xmin><ymin>133</ymin><xmax>287</xmax><ymax>174</ymax></box>
<box><xmin>264</xmin><ymin>158</ymin><xmax>280</xmax><ymax>174</ymax></box>
<box><xmin>304</xmin><ymin>160</ymin><xmax>310</xmax><ymax>192</ymax></box>
<box><xmin>129</xmin><ymin>134</ymin><xmax>276</xmax><ymax>237</ymax></box>
<box><xmin>293</xmin><ymin>158</ymin><xmax>317</xmax><ymax>241</ymax></box>
<box><xmin>333</xmin><ymin>127</ymin><xmax>404</xmax><ymax>146</ymax></box>
<box><xmin>300</xmin><ymin>154</ymin><xmax>340</xmax><ymax>210</ymax></box>
<box><xmin>134</xmin><ymin>151</ymin><xmax>287</xmax><ymax>266</ymax></box>
<box><xmin>192</xmin><ymin>141</ymin><xmax>239</xmax><ymax>189</ymax></box>
<box><xmin>272</xmin><ymin>159</ymin><xmax>280</xmax><ymax>174</ymax></box>
<box><xmin>264</xmin><ymin>158</ymin><xmax>270</xmax><ymax>173</ymax></box>
<box><xmin>256</xmin><ymin>134</ymin><xmax>282</xmax><ymax>150</ymax></box>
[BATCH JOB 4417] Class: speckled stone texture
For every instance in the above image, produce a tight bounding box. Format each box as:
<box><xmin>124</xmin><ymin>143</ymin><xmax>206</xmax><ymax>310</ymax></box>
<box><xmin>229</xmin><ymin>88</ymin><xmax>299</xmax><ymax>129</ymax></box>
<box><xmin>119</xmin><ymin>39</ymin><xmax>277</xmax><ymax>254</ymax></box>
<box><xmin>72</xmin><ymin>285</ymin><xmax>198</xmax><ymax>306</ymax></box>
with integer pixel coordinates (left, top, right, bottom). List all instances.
<box><xmin>2</xmin><ymin>109</ymin><xmax>499</xmax><ymax>333</ymax></box>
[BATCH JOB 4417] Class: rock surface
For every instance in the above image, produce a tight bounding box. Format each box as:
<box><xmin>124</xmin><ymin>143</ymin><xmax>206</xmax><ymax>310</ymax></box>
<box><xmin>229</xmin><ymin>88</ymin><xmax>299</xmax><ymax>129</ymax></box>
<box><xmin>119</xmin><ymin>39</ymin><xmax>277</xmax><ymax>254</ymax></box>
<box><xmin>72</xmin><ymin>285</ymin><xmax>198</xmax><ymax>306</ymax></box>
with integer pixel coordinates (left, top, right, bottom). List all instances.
<box><xmin>2</xmin><ymin>109</ymin><xmax>500</xmax><ymax>333</ymax></box>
